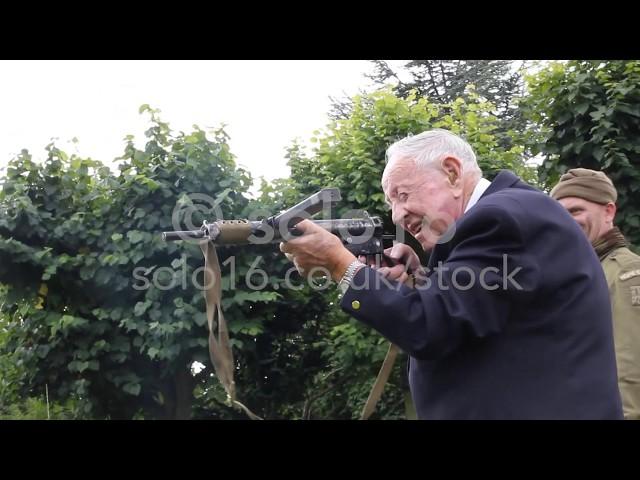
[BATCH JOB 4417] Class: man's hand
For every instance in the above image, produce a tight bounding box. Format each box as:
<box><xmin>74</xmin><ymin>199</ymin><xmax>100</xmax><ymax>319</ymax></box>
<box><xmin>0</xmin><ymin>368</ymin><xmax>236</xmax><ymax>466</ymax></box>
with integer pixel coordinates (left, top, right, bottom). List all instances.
<box><xmin>359</xmin><ymin>243</ymin><xmax>422</xmax><ymax>286</ymax></box>
<box><xmin>280</xmin><ymin>220</ymin><xmax>356</xmax><ymax>282</ymax></box>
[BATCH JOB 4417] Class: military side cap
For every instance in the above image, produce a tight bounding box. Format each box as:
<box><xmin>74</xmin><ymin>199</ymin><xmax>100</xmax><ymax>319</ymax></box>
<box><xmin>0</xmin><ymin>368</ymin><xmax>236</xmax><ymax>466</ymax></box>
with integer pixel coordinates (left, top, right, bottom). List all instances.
<box><xmin>550</xmin><ymin>168</ymin><xmax>618</xmax><ymax>205</ymax></box>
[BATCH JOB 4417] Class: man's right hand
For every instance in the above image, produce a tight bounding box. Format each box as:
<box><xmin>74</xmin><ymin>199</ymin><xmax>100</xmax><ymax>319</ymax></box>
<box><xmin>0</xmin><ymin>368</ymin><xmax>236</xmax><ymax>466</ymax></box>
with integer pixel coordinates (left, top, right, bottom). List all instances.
<box><xmin>359</xmin><ymin>243</ymin><xmax>422</xmax><ymax>285</ymax></box>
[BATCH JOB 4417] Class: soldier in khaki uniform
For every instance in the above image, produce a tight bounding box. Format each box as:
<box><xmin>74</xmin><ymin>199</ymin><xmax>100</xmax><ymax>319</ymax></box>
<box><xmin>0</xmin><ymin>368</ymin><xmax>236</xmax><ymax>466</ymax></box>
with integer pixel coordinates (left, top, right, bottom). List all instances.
<box><xmin>551</xmin><ymin>168</ymin><xmax>640</xmax><ymax>419</ymax></box>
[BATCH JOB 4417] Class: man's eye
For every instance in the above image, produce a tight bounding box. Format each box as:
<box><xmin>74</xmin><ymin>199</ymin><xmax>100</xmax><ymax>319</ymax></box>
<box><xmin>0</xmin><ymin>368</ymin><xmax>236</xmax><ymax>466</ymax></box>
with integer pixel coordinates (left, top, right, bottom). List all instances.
<box><xmin>398</xmin><ymin>192</ymin><xmax>408</xmax><ymax>201</ymax></box>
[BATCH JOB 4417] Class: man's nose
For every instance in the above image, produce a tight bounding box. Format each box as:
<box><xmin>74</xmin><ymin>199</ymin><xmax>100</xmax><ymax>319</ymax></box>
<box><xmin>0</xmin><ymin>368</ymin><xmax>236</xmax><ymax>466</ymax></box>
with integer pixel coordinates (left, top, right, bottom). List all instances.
<box><xmin>391</xmin><ymin>203</ymin><xmax>406</xmax><ymax>226</ymax></box>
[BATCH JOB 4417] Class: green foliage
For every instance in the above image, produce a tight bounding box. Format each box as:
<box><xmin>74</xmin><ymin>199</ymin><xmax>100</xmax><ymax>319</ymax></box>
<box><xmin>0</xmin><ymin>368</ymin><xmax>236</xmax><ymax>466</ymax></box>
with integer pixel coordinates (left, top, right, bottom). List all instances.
<box><xmin>367</xmin><ymin>60</ymin><xmax>526</xmax><ymax>109</ymax></box>
<box><xmin>299</xmin><ymin>88</ymin><xmax>535</xmax><ymax>205</ymax></box>
<box><xmin>0</xmin><ymin>396</ymin><xmax>89</xmax><ymax>420</ymax></box>
<box><xmin>0</xmin><ymin>106</ymin><xmax>268</xmax><ymax>419</ymax></box>
<box><xmin>523</xmin><ymin>60</ymin><xmax>640</xmax><ymax>247</ymax></box>
<box><xmin>333</xmin><ymin>60</ymin><xmax>532</xmax><ymax>154</ymax></box>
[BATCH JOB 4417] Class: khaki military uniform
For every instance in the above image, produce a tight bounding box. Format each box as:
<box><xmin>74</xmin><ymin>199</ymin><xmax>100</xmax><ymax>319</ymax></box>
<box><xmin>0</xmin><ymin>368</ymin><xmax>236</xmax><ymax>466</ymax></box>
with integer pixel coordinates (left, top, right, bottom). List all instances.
<box><xmin>602</xmin><ymin>246</ymin><xmax>640</xmax><ymax>419</ymax></box>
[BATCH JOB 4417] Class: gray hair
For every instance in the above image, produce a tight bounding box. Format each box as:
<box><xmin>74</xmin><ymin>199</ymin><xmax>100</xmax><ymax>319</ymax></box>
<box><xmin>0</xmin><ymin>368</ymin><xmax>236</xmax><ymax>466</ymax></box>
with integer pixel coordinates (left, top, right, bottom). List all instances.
<box><xmin>385</xmin><ymin>129</ymin><xmax>482</xmax><ymax>177</ymax></box>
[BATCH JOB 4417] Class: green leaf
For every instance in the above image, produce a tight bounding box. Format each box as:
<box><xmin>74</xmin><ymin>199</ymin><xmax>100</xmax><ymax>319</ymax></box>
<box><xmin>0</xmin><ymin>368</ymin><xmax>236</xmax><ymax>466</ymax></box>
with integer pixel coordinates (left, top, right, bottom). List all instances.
<box><xmin>35</xmin><ymin>247</ymin><xmax>52</xmax><ymax>261</ymax></box>
<box><xmin>42</xmin><ymin>264</ymin><xmax>57</xmax><ymax>281</ymax></box>
<box><xmin>36</xmin><ymin>345</ymin><xmax>51</xmax><ymax>358</ymax></box>
<box><xmin>111</xmin><ymin>233</ymin><xmax>123</xmax><ymax>242</ymax></box>
<box><xmin>593</xmin><ymin>146</ymin><xmax>605</xmax><ymax>162</ymax></box>
<box><xmin>75</xmin><ymin>349</ymin><xmax>90</xmax><ymax>360</ymax></box>
<box><xmin>132</xmin><ymin>251</ymin><xmax>145</xmax><ymax>264</ymax></box>
<box><xmin>134</xmin><ymin>300</ymin><xmax>152</xmax><ymax>316</ymax></box>
<box><xmin>194</xmin><ymin>312</ymin><xmax>207</xmax><ymax>327</ymax></box>
<box><xmin>110</xmin><ymin>353</ymin><xmax>127</xmax><ymax>363</ymax></box>
<box><xmin>80</xmin><ymin>267</ymin><xmax>94</xmax><ymax>281</ymax></box>
<box><xmin>95</xmin><ymin>269</ymin><xmax>112</xmax><ymax>285</ymax></box>
<box><xmin>575</xmin><ymin>103</ymin><xmax>589</xmax><ymax>115</ymax></box>
<box><xmin>92</xmin><ymin>340</ymin><xmax>108</xmax><ymax>353</ymax></box>
<box><xmin>60</xmin><ymin>314</ymin><xmax>74</xmax><ymax>327</ymax></box>
<box><xmin>123</xmin><ymin>382</ymin><xmax>141</xmax><ymax>396</ymax></box>
<box><xmin>127</xmin><ymin>231</ymin><xmax>144</xmax><ymax>244</ymax></box>
<box><xmin>616</xmin><ymin>103</ymin><xmax>640</xmax><ymax>118</ymax></box>
<box><xmin>110</xmin><ymin>307</ymin><xmax>123</xmax><ymax>321</ymax></box>
<box><xmin>112</xmin><ymin>336</ymin><xmax>131</xmax><ymax>353</ymax></box>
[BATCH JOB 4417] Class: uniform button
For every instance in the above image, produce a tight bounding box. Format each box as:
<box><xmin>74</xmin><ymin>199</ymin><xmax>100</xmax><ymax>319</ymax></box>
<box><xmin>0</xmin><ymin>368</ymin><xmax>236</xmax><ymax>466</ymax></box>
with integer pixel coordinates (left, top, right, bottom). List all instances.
<box><xmin>351</xmin><ymin>300</ymin><xmax>361</xmax><ymax>310</ymax></box>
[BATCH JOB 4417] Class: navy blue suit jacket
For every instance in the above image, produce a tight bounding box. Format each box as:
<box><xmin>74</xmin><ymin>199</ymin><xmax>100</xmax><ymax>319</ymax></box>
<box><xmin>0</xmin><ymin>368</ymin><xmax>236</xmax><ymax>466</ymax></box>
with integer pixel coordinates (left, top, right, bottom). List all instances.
<box><xmin>341</xmin><ymin>171</ymin><xmax>623</xmax><ymax>419</ymax></box>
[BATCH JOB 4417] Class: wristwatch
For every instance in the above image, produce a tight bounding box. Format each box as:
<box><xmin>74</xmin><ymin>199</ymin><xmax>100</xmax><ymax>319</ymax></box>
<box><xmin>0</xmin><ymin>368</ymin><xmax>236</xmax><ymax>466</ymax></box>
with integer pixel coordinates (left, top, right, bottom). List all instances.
<box><xmin>338</xmin><ymin>259</ymin><xmax>365</xmax><ymax>295</ymax></box>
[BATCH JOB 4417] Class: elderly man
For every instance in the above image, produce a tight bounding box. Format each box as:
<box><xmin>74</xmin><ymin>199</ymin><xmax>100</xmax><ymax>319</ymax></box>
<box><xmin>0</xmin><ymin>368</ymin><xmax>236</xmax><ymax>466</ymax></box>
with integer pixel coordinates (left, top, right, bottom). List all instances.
<box><xmin>280</xmin><ymin>129</ymin><xmax>622</xmax><ymax>419</ymax></box>
<box><xmin>551</xmin><ymin>168</ymin><xmax>640</xmax><ymax>419</ymax></box>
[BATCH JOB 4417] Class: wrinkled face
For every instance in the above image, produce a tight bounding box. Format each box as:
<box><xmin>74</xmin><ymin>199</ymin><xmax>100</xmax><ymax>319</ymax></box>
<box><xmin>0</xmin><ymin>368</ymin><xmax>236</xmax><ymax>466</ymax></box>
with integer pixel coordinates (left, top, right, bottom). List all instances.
<box><xmin>557</xmin><ymin>196</ymin><xmax>612</xmax><ymax>243</ymax></box>
<box><xmin>382</xmin><ymin>156</ymin><xmax>463</xmax><ymax>251</ymax></box>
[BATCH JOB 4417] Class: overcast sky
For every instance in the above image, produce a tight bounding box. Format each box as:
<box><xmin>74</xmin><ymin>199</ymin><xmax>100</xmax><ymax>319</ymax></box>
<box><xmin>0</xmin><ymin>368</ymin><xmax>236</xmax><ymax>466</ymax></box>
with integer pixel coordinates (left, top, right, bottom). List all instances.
<box><xmin>0</xmin><ymin>60</ymin><xmax>382</xmax><ymax>190</ymax></box>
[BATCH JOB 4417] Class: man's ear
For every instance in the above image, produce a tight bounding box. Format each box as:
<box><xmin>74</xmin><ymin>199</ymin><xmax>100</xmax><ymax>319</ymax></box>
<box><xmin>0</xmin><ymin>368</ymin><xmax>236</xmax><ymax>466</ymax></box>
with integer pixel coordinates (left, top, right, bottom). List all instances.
<box><xmin>441</xmin><ymin>156</ymin><xmax>463</xmax><ymax>190</ymax></box>
<box><xmin>604</xmin><ymin>202</ymin><xmax>617</xmax><ymax>225</ymax></box>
